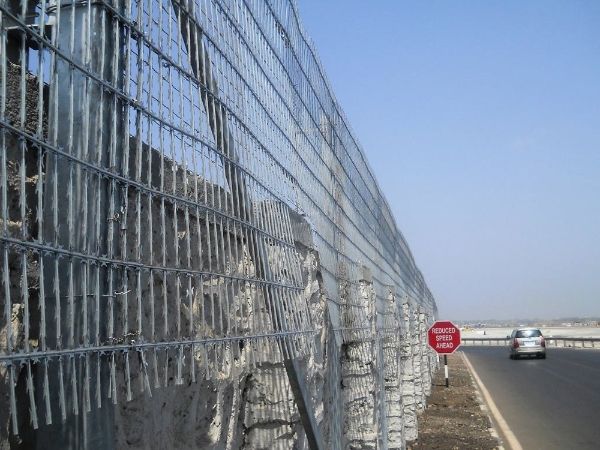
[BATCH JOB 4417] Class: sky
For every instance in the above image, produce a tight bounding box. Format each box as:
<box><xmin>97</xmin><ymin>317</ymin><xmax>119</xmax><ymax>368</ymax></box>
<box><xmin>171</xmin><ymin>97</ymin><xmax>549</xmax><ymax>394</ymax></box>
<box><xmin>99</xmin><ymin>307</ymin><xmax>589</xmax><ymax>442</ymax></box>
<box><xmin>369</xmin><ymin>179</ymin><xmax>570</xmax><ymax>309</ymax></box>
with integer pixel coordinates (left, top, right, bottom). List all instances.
<box><xmin>297</xmin><ymin>0</ymin><xmax>600</xmax><ymax>321</ymax></box>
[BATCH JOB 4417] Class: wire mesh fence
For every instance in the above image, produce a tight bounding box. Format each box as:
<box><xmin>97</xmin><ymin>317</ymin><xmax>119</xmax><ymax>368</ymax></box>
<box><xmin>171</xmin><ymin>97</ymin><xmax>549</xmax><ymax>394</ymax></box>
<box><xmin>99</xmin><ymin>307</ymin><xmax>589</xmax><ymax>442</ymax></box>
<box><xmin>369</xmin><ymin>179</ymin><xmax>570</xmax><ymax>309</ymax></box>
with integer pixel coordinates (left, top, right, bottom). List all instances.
<box><xmin>1</xmin><ymin>0</ymin><xmax>436</xmax><ymax>447</ymax></box>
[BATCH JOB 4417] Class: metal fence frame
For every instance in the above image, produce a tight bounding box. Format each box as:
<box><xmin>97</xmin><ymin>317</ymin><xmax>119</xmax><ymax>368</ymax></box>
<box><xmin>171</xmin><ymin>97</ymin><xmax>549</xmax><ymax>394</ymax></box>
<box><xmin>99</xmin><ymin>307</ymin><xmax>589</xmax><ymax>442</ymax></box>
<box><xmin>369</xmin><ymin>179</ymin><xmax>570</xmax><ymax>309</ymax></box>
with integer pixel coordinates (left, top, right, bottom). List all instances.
<box><xmin>1</xmin><ymin>0</ymin><xmax>437</xmax><ymax>448</ymax></box>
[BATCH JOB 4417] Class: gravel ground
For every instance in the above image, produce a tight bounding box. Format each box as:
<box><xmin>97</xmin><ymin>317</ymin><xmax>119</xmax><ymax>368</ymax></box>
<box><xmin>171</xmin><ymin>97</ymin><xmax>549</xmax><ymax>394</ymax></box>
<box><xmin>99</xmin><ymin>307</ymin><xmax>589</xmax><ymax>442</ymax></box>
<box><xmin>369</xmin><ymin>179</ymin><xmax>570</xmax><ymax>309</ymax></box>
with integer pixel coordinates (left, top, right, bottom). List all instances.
<box><xmin>407</xmin><ymin>352</ymin><xmax>501</xmax><ymax>450</ymax></box>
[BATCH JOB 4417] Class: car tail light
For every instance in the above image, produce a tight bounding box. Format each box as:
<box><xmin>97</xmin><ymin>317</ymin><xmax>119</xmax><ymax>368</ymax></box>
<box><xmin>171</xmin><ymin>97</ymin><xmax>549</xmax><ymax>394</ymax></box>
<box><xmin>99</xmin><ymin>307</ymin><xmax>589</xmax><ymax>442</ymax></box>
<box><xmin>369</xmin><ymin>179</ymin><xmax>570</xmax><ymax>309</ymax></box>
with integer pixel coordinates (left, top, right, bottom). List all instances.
<box><xmin>513</xmin><ymin>339</ymin><xmax>519</xmax><ymax>349</ymax></box>
<box><xmin>540</xmin><ymin>337</ymin><xmax>545</xmax><ymax>348</ymax></box>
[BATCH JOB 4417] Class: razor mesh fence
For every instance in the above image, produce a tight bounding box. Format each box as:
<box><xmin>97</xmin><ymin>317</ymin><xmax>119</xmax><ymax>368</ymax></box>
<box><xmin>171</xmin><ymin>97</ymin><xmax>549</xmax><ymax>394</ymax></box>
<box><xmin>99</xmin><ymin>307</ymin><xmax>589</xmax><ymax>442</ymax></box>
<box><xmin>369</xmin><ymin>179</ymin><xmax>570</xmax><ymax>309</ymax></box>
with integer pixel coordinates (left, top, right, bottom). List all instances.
<box><xmin>0</xmin><ymin>0</ymin><xmax>437</xmax><ymax>447</ymax></box>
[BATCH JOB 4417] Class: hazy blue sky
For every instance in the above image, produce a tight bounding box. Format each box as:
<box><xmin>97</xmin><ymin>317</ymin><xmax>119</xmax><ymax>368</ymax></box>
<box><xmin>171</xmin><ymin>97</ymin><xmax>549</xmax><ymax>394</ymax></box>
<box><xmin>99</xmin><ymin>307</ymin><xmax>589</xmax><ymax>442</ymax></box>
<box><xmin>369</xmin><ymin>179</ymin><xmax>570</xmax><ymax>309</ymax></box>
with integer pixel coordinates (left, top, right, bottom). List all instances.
<box><xmin>298</xmin><ymin>0</ymin><xmax>600</xmax><ymax>321</ymax></box>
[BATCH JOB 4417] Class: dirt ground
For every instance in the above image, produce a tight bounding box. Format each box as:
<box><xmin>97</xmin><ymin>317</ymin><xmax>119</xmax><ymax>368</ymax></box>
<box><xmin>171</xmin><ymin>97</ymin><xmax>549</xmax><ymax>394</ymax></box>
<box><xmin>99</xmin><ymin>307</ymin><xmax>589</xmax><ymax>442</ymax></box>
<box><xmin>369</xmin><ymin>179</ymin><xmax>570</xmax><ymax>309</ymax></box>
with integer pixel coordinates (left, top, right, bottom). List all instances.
<box><xmin>408</xmin><ymin>352</ymin><xmax>501</xmax><ymax>450</ymax></box>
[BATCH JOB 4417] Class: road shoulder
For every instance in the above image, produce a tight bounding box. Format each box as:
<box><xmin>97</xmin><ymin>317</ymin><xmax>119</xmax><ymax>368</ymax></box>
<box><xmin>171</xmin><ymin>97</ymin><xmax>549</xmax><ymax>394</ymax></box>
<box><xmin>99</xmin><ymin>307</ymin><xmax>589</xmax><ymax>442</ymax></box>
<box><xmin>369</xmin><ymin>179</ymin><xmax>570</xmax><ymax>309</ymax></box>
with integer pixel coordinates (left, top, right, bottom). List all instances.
<box><xmin>408</xmin><ymin>352</ymin><xmax>501</xmax><ymax>450</ymax></box>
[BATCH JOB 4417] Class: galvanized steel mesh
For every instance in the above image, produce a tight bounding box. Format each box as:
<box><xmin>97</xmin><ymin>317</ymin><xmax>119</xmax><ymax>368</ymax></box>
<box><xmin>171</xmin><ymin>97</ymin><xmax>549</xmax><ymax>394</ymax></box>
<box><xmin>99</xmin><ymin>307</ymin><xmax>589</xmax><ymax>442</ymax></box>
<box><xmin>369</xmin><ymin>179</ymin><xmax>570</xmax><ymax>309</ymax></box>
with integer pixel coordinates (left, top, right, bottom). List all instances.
<box><xmin>0</xmin><ymin>0</ymin><xmax>436</xmax><ymax>446</ymax></box>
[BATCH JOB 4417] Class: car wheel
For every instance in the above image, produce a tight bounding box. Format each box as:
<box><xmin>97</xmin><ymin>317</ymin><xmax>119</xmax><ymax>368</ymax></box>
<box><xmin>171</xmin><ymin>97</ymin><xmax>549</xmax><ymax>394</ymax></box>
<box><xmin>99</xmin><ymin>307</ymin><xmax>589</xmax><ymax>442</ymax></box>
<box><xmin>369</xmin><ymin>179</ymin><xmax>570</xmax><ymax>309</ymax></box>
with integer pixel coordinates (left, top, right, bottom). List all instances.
<box><xmin>540</xmin><ymin>353</ymin><xmax>546</xmax><ymax>359</ymax></box>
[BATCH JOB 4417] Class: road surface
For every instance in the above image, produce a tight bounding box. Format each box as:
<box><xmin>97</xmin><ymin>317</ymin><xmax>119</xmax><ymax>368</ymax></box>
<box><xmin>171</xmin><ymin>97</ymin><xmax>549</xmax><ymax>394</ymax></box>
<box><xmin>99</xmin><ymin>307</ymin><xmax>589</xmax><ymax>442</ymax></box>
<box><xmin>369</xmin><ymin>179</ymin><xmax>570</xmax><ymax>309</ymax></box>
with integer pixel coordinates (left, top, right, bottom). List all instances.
<box><xmin>462</xmin><ymin>346</ymin><xmax>600</xmax><ymax>450</ymax></box>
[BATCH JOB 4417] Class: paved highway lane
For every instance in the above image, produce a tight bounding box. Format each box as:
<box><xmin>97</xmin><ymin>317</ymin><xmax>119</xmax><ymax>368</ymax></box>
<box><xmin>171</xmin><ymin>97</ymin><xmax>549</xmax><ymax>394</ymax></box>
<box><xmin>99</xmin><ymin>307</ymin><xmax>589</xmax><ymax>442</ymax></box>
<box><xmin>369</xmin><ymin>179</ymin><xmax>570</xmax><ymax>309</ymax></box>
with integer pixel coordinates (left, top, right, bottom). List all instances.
<box><xmin>462</xmin><ymin>347</ymin><xmax>600</xmax><ymax>450</ymax></box>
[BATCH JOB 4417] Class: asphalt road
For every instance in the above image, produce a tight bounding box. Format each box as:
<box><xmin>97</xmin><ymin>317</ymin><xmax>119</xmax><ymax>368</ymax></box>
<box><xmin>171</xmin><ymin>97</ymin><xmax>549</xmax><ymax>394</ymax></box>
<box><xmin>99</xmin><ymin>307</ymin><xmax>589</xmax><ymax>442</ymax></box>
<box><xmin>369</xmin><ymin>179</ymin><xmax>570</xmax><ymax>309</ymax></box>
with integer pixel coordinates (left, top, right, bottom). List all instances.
<box><xmin>462</xmin><ymin>346</ymin><xmax>600</xmax><ymax>450</ymax></box>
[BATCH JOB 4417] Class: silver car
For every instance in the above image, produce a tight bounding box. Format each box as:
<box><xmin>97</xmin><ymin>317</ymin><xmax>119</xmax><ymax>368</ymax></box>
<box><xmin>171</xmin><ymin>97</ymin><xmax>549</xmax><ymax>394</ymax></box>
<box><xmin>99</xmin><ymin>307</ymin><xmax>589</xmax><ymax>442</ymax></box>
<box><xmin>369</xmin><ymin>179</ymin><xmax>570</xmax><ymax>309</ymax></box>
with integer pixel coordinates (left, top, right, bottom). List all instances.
<box><xmin>509</xmin><ymin>328</ymin><xmax>546</xmax><ymax>359</ymax></box>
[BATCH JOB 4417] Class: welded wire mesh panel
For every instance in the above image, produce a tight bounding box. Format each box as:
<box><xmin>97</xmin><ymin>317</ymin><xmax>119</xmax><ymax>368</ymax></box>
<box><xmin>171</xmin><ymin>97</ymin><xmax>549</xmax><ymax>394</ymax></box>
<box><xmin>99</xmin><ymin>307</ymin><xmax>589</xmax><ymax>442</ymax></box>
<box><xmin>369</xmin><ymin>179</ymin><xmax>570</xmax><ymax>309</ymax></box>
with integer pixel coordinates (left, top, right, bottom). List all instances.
<box><xmin>1</xmin><ymin>0</ymin><xmax>437</xmax><ymax>445</ymax></box>
<box><xmin>0</xmin><ymin>0</ymin><xmax>316</xmax><ymax>435</ymax></box>
<box><xmin>235</xmin><ymin>0</ymin><xmax>436</xmax><ymax>316</ymax></box>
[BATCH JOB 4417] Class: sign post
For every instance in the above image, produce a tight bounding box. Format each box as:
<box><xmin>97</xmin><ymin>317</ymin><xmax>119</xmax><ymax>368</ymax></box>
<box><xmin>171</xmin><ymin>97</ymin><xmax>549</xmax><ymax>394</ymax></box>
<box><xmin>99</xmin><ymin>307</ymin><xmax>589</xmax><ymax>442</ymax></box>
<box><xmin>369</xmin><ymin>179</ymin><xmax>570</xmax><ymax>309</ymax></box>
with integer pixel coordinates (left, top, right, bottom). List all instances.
<box><xmin>427</xmin><ymin>320</ymin><xmax>461</xmax><ymax>387</ymax></box>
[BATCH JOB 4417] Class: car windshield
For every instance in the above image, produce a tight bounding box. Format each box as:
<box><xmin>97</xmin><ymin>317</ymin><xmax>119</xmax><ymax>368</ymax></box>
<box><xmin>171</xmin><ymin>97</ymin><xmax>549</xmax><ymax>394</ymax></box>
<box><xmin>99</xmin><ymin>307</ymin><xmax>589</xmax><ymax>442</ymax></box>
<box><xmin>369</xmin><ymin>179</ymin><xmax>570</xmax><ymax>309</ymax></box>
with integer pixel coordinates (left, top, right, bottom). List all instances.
<box><xmin>515</xmin><ymin>329</ymin><xmax>542</xmax><ymax>338</ymax></box>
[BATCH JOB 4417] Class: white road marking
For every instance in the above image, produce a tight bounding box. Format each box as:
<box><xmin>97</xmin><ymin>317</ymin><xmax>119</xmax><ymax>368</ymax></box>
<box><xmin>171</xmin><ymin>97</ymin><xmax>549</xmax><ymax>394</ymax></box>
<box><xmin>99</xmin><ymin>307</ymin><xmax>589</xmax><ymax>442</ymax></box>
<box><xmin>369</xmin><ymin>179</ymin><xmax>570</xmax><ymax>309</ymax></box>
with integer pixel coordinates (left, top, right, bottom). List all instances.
<box><xmin>461</xmin><ymin>351</ymin><xmax>523</xmax><ymax>450</ymax></box>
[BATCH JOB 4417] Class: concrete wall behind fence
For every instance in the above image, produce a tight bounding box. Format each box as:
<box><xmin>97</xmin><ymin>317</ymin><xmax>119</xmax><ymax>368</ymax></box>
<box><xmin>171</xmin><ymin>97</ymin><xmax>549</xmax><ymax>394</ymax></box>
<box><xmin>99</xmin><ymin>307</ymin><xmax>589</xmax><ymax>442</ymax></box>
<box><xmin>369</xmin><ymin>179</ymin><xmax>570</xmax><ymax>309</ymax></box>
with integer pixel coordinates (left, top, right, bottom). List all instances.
<box><xmin>0</xmin><ymin>0</ymin><xmax>437</xmax><ymax>448</ymax></box>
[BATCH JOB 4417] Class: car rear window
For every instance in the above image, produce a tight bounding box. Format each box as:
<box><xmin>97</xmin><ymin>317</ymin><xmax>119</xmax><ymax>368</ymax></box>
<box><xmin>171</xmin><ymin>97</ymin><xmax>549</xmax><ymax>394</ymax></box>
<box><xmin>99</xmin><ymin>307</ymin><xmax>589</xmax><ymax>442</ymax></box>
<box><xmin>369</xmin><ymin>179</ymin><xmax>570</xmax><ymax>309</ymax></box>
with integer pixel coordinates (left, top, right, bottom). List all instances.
<box><xmin>515</xmin><ymin>329</ymin><xmax>542</xmax><ymax>338</ymax></box>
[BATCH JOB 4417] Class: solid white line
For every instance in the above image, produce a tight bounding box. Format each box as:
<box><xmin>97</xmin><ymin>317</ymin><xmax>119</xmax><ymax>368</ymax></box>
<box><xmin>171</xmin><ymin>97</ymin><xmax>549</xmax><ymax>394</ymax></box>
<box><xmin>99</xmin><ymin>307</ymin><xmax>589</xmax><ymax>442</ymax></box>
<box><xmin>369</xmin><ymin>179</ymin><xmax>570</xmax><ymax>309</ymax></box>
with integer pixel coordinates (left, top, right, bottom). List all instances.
<box><xmin>461</xmin><ymin>352</ymin><xmax>523</xmax><ymax>450</ymax></box>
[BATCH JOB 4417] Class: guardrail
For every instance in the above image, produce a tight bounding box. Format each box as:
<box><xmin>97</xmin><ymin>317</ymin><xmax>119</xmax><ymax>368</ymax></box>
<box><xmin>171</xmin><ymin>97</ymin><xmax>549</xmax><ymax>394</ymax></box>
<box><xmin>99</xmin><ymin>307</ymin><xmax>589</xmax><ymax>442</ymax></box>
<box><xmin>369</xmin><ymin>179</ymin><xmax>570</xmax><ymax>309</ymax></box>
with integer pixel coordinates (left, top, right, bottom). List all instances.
<box><xmin>461</xmin><ymin>337</ymin><xmax>600</xmax><ymax>349</ymax></box>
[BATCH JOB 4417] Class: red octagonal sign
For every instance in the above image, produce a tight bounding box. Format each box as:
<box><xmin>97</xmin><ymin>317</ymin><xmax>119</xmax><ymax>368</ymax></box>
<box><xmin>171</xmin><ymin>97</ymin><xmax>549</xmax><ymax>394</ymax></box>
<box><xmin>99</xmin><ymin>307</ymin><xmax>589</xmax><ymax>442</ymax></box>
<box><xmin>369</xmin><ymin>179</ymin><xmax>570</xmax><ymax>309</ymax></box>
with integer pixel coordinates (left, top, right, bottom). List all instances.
<box><xmin>428</xmin><ymin>320</ymin><xmax>461</xmax><ymax>354</ymax></box>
